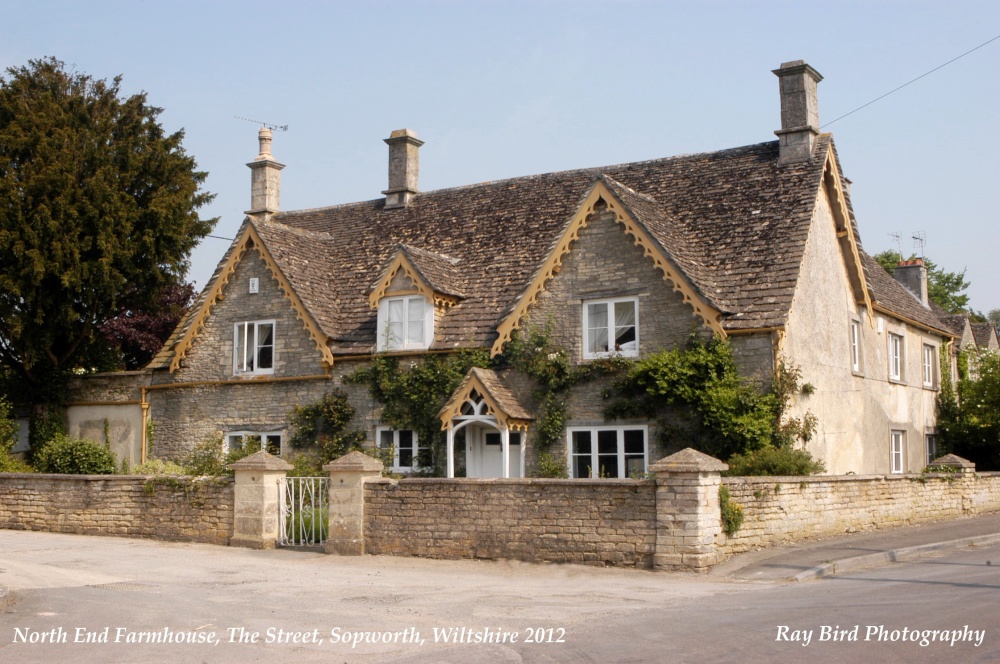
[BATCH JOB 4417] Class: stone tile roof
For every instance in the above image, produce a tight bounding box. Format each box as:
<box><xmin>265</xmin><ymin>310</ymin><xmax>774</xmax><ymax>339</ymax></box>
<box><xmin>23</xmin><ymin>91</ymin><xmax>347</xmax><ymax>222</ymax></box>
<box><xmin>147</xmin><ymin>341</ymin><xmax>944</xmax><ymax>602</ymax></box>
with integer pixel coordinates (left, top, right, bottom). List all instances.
<box><xmin>971</xmin><ymin>322</ymin><xmax>997</xmax><ymax>348</ymax></box>
<box><xmin>392</xmin><ymin>244</ymin><xmax>465</xmax><ymax>299</ymax></box>
<box><xmin>257</xmin><ymin>138</ymin><xmax>830</xmax><ymax>351</ymax></box>
<box><xmin>155</xmin><ymin>135</ymin><xmax>955</xmax><ymax>368</ymax></box>
<box><xmin>468</xmin><ymin>368</ymin><xmax>534</xmax><ymax>422</ymax></box>
<box><xmin>859</xmin><ymin>254</ymin><xmax>954</xmax><ymax>336</ymax></box>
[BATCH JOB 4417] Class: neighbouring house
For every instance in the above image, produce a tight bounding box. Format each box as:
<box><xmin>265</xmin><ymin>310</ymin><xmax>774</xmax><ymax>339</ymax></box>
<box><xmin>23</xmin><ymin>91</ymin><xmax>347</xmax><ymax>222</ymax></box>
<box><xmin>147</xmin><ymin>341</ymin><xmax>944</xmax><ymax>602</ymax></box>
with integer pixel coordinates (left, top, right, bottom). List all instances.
<box><xmin>63</xmin><ymin>60</ymin><xmax>958</xmax><ymax>477</ymax></box>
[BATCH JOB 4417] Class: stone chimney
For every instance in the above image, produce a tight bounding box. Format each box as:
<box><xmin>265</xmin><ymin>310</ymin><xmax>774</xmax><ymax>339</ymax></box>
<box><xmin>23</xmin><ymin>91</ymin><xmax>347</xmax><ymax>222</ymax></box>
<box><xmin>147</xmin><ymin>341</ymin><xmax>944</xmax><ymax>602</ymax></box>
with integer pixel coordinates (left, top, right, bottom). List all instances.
<box><xmin>894</xmin><ymin>258</ymin><xmax>929</xmax><ymax>307</ymax></box>
<box><xmin>383</xmin><ymin>129</ymin><xmax>424</xmax><ymax>209</ymax></box>
<box><xmin>773</xmin><ymin>60</ymin><xmax>823</xmax><ymax>165</ymax></box>
<box><xmin>246</xmin><ymin>127</ymin><xmax>285</xmax><ymax>215</ymax></box>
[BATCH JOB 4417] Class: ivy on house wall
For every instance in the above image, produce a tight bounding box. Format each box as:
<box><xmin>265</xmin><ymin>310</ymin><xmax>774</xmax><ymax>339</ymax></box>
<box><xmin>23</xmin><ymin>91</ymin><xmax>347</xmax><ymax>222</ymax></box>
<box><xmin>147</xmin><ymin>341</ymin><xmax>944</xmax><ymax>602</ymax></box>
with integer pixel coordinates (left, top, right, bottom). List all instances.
<box><xmin>345</xmin><ymin>349</ymin><xmax>490</xmax><ymax>476</ymax></box>
<box><xmin>603</xmin><ymin>335</ymin><xmax>822</xmax><ymax>474</ymax></box>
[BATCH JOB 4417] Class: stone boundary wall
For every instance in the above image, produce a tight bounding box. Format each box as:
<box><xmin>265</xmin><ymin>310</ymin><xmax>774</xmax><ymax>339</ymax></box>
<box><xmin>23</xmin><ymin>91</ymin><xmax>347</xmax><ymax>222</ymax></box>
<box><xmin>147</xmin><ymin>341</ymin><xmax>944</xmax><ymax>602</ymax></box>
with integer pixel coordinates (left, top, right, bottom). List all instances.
<box><xmin>719</xmin><ymin>472</ymin><xmax>1000</xmax><ymax>557</ymax></box>
<box><xmin>364</xmin><ymin>477</ymin><xmax>657</xmax><ymax>568</ymax></box>
<box><xmin>0</xmin><ymin>473</ymin><xmax>234</xmax><ymax>545</ymax></box>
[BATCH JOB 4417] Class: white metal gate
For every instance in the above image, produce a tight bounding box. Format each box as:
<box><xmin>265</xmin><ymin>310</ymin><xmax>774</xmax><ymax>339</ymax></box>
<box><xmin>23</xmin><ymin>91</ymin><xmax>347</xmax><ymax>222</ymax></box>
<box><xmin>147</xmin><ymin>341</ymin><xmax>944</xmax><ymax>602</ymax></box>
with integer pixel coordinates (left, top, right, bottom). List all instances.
<box><xmin>279</xmin><ymin>477</ymin><xmax>328</xmax><ymax>547</ymax></box>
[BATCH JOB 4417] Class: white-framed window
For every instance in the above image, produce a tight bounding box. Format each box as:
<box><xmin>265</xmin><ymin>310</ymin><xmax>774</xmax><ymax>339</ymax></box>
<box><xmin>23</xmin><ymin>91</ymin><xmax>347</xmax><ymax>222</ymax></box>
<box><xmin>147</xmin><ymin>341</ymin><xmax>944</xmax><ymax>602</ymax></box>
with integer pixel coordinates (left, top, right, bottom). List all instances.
<box><xmin>567</xmin><ymin>425</ymin><xmax>647</xmax><ymax>479</ymax></box>
<box><xmin>377</xmin><ymin>427</ymin><xmax>427</xmax><ymax>470</ymax></box>
<box><xmin>849</xmin><ymin>319</ymin><xmax>863</xmax><ymax>374</ymax></box>
<box><xmin>376</xmin><ymin>295</ymin><xmax>433</xmax><ymax>351</ymax></box>
<box><xmin>583</xmin><ymin>297</ymin><xmax>639</xmax><ymax>359</ymax></box>
<box><xmin>233</xmin><ymin>320</ymin><xmax>275</xmax><ymax>376</ymax></box>
<box><xmin>922</xmin><ymin>344</ymin><xmax>938</xmax><ymax>389</ymax></box>
<box><xmin>227</xmin><ymin>430</ymin><xmax>282</xmax><ymax>456</ymax></box>
<box><xmin>888</xmin><ymin>332</ymin><xmax>904</xmax><ymax>382</ymax></box>
<box><xmin>890</xmin><ymin>429</ymin><xmax>905</xmax><ymax>474</ymax></box>
<box><xmin>925</xmin><ymin>433</ymin><xmax>938</xmax><ymax>466</ymax></box>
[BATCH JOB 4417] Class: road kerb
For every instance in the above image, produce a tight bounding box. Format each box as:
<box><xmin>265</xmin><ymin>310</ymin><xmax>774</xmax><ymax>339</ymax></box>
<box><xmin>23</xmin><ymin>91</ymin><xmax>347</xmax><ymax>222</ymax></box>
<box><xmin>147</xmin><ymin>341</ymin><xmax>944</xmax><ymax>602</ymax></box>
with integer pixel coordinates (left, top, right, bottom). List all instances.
<box><xmin>792</xmin><ymin>532</ymin><xmax>1000</xmax><ymax>582</ymax></box>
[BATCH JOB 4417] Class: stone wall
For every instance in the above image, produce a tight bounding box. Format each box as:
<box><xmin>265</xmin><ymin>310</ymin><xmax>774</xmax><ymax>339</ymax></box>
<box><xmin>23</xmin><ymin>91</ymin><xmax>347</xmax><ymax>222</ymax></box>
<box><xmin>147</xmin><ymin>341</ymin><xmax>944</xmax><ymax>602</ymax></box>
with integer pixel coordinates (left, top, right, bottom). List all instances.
<box><xmin>0</xmin><ymin>473</ymin><xmax>233</xmax><ymax>545</ymax></box>
<box><xmin>364</xmin><ymin>477</ymin><xmax>657</xmax><ymax>567</ymax></box>
<box><xmin>719</xmin><ymin>472</ymin><xmax>1000</xmax><ymax>557</ymax></box>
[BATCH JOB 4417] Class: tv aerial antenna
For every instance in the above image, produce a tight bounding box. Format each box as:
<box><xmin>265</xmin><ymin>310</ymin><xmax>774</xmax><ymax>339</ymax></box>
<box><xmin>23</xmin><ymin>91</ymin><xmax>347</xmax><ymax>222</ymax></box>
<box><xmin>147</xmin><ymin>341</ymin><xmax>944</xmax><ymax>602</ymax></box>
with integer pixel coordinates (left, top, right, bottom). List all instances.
<box><xmin>912</xmin><ymin>231</ymin><xmax>926</xmax><ymax>260</ymax></box>
<box><xmin>888</xmin><ymin>232</ymin><xmax>902</xmax><ymax>255</ymax></box>
<box><xmin>234</xmin><ymin>116</ymin><xmax>288</xmax><ymax>132</ymax></box>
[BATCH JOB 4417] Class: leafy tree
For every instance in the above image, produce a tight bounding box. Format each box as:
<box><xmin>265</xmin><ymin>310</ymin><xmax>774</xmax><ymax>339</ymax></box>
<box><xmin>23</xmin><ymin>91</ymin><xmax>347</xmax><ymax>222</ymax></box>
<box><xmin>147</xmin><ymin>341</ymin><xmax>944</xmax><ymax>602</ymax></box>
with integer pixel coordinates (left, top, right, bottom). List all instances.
<box><xmin>937</xmin><ymin>349</ymin><xmax>1000</xmax><ymax>471</ymax></box>
<box><xmin>873</xmin><ymin>250</ymin><xmax>970</xmax><ymax>314</ymax></box>
<box><xmin>0</xmin><ymin>57</ymin><xmax>215</xmax><ymax>401</ymax></box>
<box><xmin>99</xmin><ymin>282</ymin><xmax>195</xmax><ymax>370</ymax></box>
<box><xmin>988</xmin><ymin>310</ymin><xmax>1000</xmax><ymax>329</ymax></box>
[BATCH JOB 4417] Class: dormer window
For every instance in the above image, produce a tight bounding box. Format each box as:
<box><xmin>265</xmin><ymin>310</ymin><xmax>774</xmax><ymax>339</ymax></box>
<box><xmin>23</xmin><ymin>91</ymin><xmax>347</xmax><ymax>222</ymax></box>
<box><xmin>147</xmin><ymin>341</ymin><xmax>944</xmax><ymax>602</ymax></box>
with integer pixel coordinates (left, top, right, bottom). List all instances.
<box><xmin>377</xmin><ymin>295</ymin><xmax>433</xmax><ymax>351</ymax></box>
<box><xmin>233</xmin><ymin>320</ymin><xmax>275</xmax><ymax>376</ymax></box>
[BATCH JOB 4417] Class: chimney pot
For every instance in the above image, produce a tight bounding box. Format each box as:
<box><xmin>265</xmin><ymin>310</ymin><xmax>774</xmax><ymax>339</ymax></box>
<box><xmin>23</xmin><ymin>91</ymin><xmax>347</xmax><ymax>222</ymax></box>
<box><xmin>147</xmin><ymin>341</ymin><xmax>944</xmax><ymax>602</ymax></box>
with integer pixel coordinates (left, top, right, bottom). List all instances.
<box><xmin>383</xmin><ymin>128</ymin><xmax>424</xmax><ymax>209</ymax></box>
<box><xmin>773</xmin><ymin>60</ymin><xmax>823</xmax><ymax>165</ymax></box>
<box><xmin>246</xmin><ymin>127</ymin><xmax>285</xmax><ymax>215</ymax></box>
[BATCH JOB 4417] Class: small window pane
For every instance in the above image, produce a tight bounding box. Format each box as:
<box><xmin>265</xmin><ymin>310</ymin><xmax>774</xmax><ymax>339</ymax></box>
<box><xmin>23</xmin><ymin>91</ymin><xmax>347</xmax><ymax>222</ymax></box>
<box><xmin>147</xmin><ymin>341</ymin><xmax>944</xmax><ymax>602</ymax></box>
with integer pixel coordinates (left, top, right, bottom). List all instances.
<box><xmin>378</xmin><ymin>430</ymin><xmax>393</xmax><ymax>449</ymax></box>
<box><xmin>587</xmin><ymin>303</ymin><xmax>609</xmax><ymax>354</ymax></box>
<box><xmin>573</xmin><ymin>430</ymin><xmax>592</xmax><ymax>454</ymax></box>
<box><xmin>623</xmin><ymin>429</ymin><xmax>644</xmax><ymax>454</ymax></box>
<box><xmin>597</xmin><ymin>430</ymin><xmax>618</xmax><ymax>454</ymax></box>
<box><xmin>264</xmin><ymin>435</ymin><xmax>281</xmax><ymax>455</ymax></box>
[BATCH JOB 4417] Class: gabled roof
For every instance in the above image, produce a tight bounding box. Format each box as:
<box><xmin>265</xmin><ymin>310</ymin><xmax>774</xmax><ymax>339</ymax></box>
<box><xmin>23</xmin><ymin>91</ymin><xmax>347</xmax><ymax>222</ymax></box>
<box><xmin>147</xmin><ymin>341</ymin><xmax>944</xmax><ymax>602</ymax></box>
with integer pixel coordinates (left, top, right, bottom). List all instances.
<box><xmin>860</xmin><ymin>255</ymin><xmax>954</xmax><ymax>337</ymax></box>
<box><xmin>438</xmin><ymin>367</ymin><xmax>534</xmax><ymax>431</ymax></box>
<box><xmin>971</xmin><ymin>322</ymin><xmax>998</xmax><ymax>349</ymax></box>
<box><xmin>153</xmin><ymin>134</ymin><xmax>956</xmax><ymax>369</ymax></box>
<box><xmin>368</xmin><ymin>244</ymin><xmax>465</xmax><ymax>309</ymax></box>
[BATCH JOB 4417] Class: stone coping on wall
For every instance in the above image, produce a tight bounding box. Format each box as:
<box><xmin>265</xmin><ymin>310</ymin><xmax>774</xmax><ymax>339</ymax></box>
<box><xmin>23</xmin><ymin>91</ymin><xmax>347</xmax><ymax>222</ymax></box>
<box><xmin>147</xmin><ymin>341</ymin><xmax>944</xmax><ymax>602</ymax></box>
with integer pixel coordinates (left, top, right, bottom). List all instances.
<box><xmin>367</xmin><ymin>476</ymin><xmax>655</xmax><ymax>487</ymax></box>
<box><xmin>0</xmin><ymin>472</ymin><xmax>234</xmax><ymax>483</ymax></box>
<box><xmin>723</xmin><ymin>472</ymin><xmax>1000</xmax><ymax>484</ymax></box>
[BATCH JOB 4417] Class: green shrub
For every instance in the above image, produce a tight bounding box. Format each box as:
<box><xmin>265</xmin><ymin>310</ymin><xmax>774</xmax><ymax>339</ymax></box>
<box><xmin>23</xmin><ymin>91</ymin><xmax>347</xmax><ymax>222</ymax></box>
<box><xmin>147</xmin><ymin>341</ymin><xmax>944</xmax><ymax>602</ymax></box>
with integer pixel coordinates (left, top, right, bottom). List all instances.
<box><xmin>183</xmin><ymin>435</ymin><xmax>263</xmax><ymax>476</ymax></box>
<box><xmin>284</xmin><ymin>506</ymin><xmax>328</xmax><ymax>544</ymax></box>
<box><xmin>27</xmin><ymin>407</ymin><xmax>66</xmax><ymax>463</ymax></box>
<box><xmin>724</xmin><ymin>446</ymin><xmax>826</xmax><ymax>477</ymax></box>
<box><xmin>184</xmin><ymin>437</ymin><xmax>228</xmax><ymax>476</ymax></box>
<box><xmin>34</xmin><ymin>434</ymin><xmax>117</xmax><ymax>474</ymax></box>
<box><xmin>535</xmin><ymin>451</ymin><xmax>568</xmax><ymax>478</ymax></box>
<box><xmin>131</xmin><ymin>458</ymin><xmax>189</xmax><ymax>475</ymax></box>
<box><xmin>719</xmin><ymin>485</ymin><xmax>744</xmax><ymax>537</ymax></box>
<box><xmin>0</xmin><ymin>396</ymin><xmax>32</xmax><ymax>472</ymax></box>
<box><xmin>285</xmin><ymin>451</ymin><xmax>325</xmax><ymax>477</ymax></box>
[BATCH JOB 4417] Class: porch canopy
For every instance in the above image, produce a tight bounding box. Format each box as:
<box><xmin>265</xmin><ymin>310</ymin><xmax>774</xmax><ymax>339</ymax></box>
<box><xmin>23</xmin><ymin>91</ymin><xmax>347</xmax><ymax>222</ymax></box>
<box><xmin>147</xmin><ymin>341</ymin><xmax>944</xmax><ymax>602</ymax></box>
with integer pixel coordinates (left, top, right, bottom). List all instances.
<box><xmin>438</xmin><ymin>367</ymin><xmax>534</xmax><ymax>478</ymax></box>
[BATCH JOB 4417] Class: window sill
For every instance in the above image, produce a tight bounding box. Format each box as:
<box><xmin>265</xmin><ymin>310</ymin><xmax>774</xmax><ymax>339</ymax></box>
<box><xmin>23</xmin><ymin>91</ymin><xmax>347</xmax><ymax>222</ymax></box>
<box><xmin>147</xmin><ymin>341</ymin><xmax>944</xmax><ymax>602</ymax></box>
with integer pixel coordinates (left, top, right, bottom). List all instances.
<box><xmin>888</xmin><ymin>377</ymin><xmax>907</xmax><ymax>386</ymax></box>
<box><xmin>233</xmin><ymin>370</ymin><xmax>275</xmax><ymax>379</ymax></box>
<box><xmin>582</xmin><ymin>352</ymin><xmax>639</xmax><ymax>361</ymax></box>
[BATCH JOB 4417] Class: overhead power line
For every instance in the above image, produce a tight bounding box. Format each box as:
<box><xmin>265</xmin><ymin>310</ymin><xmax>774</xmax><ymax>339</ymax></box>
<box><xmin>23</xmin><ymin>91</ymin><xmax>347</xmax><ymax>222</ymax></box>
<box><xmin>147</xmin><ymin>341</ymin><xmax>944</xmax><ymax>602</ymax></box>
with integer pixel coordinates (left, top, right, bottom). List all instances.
<box><xmin>822</xmin><ymin>33</ymin><xmax>1000</xmax><ymax>128</ymax></box>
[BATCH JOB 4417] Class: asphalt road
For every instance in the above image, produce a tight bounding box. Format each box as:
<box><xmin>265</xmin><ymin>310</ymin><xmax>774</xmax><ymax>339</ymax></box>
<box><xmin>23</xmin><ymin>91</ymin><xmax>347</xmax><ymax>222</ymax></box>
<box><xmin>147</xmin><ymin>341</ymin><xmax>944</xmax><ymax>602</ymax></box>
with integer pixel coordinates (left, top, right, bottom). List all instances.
<box><xmin>1</xmin><ymin>530</ymin><xmax>997</xmax><ymax>663</ymax></box>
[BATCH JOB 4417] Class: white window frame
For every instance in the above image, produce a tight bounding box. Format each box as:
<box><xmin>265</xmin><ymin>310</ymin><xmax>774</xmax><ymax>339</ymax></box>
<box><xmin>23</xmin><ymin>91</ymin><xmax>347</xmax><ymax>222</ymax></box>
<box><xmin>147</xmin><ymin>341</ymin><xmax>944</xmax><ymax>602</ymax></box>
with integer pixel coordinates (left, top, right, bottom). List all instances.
<box><xmin>890</xmin><ymin>430</ymin><xmax>905</xmax><ymax>474</ymax></box>
<box><xmin>377</xmin><ymin>427</ymin><xmax>426</xmax><ymax>471</ymax></box>
<box><xmin>925</xmin><ymin>433</ymin><xmax>938</xmax><ymax>467</ymax></box>
<box><xmin>376</xmin><ymin>295</ymin><xmax>433</xmax><ymax>351</ymax></box>
<box><xmin>227</xmin><ymin>430</ymin><xmax>283</xmax><ymax>456</ymax></box>
<box><xmin>849</xmin><ymin>319</ymin><xmax>863</xmax><ymax>375</ymax></box>
<box><xmin>888</xmin><ymin>332</ymin><xmax>904</xmax><ymax>383</ymax></box>
<box><xmin>233</xmin><ymin>320</ymin><xmax>276</xmax><ymax>376</ymax></box>
<box><xmin>566</xmin><ymin>425</ymin><xmax>648</xmax><ymax>479</ymax></box>
<box><xmin>582</xmin><ymin>297</ymin><xmax>639</xmax><ymax>360</ymax></box>
<box><xmin>922</xmin><ymin>344</ymin><xmax>938</xmax><ymax>389</ymax></box>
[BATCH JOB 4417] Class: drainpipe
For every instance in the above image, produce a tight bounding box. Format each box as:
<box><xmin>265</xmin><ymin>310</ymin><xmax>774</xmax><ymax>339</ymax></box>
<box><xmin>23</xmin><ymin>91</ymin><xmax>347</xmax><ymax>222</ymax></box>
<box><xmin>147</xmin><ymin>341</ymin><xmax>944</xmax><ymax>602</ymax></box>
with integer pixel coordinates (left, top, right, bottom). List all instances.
<box><xmin>140</xmin><ymin>387</ymin><xmax>149</xmax><ymax>465</ymax></box>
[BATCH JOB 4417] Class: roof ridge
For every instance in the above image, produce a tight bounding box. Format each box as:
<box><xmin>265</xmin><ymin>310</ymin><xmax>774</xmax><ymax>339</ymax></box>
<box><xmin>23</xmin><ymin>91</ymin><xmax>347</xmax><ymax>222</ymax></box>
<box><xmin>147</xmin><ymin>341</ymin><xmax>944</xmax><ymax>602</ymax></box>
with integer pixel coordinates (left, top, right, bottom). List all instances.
<box><xmin>272</xmin><ymin>140</ymin><xmax>781</xmax><ymax>219</ymax></box>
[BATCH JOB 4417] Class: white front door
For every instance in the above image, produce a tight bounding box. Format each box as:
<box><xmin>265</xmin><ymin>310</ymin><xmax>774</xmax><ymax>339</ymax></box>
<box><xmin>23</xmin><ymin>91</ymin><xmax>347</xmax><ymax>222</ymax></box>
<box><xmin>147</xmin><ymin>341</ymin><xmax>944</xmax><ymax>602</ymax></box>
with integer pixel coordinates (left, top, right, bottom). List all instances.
<box><xmin>466</xmin><ymin>427</ymin><xmax>522</xmax><ymax>478</ymax></box>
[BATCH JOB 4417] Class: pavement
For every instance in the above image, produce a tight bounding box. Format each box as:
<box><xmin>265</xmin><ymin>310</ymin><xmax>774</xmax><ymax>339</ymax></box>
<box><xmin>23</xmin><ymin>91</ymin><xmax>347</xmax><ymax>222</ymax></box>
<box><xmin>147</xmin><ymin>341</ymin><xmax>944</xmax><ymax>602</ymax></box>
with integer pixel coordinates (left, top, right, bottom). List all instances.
<box><xmin>711</xmin><ymin>511</ymin><xmax>1000</xmax><ymax>581</ymax></box>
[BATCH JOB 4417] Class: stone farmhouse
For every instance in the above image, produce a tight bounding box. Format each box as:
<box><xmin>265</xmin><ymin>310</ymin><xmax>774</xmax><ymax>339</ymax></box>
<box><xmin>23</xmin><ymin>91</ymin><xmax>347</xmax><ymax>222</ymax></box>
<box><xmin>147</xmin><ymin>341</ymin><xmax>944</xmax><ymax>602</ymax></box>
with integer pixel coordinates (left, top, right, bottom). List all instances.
<box><xmin>64</xmin><ymin>60</ymin><xmax>959</xmax><ymax>477</ymax></box>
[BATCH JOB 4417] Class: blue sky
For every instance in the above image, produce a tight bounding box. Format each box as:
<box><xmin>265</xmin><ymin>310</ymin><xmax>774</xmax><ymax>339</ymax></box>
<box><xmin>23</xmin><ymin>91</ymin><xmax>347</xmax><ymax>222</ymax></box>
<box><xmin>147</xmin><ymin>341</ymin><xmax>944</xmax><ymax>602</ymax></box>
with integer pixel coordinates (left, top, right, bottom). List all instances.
<box><xmin>3</xmin><ymin>1</ymin><xmax>999</xmax><ymax>311</ymax></box>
